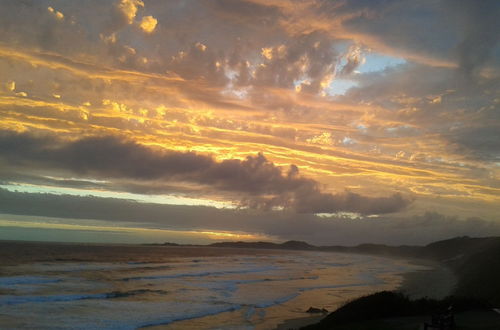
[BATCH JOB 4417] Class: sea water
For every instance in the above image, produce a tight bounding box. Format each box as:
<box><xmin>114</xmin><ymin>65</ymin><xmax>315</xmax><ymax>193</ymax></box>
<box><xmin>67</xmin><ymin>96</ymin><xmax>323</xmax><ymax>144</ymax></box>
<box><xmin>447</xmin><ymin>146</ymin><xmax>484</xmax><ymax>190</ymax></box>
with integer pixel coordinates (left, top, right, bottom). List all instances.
<box><xmin>0</xmin><ymin>246</ymin><xmax>420</xmax><ymax>329</ymax></box>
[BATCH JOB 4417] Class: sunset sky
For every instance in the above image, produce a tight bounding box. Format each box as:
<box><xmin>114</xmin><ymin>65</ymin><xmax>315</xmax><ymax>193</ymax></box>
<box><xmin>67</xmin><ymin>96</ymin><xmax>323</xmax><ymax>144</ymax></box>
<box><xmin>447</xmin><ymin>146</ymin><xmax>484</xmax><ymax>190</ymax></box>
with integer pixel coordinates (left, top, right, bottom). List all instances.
<box><xmin>0</xmin><ymin>0</ymin><xmax>499</xmax><ymax>245</ymax></box>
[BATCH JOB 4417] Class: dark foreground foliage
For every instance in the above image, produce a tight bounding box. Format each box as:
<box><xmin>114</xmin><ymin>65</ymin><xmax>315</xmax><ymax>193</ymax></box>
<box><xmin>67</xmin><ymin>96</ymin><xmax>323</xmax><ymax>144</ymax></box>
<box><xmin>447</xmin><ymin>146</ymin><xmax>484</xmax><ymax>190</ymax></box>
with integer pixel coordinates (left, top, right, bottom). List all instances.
<box><xmin>301</xmin><ymin>291</ymin><xmax>488</xmax><ymax>330</ymax></box>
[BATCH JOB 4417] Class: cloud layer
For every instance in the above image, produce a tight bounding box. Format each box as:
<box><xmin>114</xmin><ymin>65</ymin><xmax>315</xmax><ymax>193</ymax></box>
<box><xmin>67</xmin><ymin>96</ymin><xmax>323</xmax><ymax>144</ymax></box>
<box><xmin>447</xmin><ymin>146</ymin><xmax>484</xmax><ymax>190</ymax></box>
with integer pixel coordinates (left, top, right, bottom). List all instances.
<box><xmin>0</xmin><ymin>131</ymin><xmax>409</xmax><ymax>214</ymax></box>
<box><xmin>1</xmin><ymin>188</ymin><xmax>498</xmax><ymax>246</ymax></box>
<box><xmin>0</xmin><ymin>0</ymin><xmax>498</xmax><ymax>241</ymax></box>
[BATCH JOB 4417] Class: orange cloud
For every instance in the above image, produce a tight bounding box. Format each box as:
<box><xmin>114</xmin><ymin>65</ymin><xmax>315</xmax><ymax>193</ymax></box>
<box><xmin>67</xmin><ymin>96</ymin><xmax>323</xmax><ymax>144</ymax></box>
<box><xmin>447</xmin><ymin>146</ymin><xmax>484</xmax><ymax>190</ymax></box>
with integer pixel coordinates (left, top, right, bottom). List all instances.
<box><xmin>139</xmin><ymin>15</ymin><xmax>158</xmax><ymax>34</ymax></box>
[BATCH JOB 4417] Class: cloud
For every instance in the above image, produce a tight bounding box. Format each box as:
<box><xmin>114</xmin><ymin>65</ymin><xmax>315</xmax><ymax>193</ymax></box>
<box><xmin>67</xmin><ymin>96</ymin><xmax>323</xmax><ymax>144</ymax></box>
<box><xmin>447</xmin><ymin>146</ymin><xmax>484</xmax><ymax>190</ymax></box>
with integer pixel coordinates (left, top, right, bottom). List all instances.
<box><xmin>102</xmin><ymin>0</ymin><xmax>146</xmax><ymax>37</ymax></box>
<box><xmin>117</xmin><ymin>0</ymin><xmax>144</xmax><ymax>24</ymax></box>
<box><xmin>245</xmin><ymin>31</ymin><xmax>338</xmax><ymax>94</ymax></box>
<box><xmin>167</xmin><ymin>42</ymin><xmax>228</xmax><ymax>86</ymax></box>
<box><xmin>139</xmin><ymin>15</ymin><xmax>157</xmax><ymax>34</ymax></box>
<box><xmin>339</xmin><ymin>45</ymin><xmax>364</xmax><ymax>76</ymax></box>
<box><xmin>341</xmin><ymin>60</ymin><xmax>500</xmax><ymax>164</ymax></box>
<box><xmin>291</xmin><ymin>190</ymin><xmax>409</xmax><ymax>215</ymax></box>
<box><xmin>5</xmin><ymin>80</ymin><xmax>15</xmax><ymax>92</ymax></box>
<box><xmin>446</xmin><ymin>0</ymin><xmax>500</xmax><ymax>80</ymax></box>
<box><xmin>447</xmin><ymin>126</ymin><xmax>500</xmax><ymax>162</ymax></box>
<box><xmin>0</xmin><ymin>130</ymin><xmax>410</xmax><ymax>214</ymax></box>
<box><xmin>47</xmin><ymin>6</ymin><xmax>64</xmax><ymax>21</ymax></box>
<box><xmin>0</xmin><ymin>0</ymin><xmax>497</xmax><ymax>222</ymax></box>
<box><xmin>0</xmin><ymin>188</ymin><xmax>497</xmax><ymax>246</ymax></box>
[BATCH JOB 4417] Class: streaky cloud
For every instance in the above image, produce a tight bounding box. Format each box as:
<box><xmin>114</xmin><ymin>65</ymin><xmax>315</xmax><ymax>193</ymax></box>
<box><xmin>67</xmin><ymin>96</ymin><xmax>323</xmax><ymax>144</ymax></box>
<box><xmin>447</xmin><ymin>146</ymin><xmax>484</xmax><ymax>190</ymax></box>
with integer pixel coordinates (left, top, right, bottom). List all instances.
<box><xmin>0</xmin><ymin>130</ymin><xmax>410</xmax><ymax>214</ymax></box>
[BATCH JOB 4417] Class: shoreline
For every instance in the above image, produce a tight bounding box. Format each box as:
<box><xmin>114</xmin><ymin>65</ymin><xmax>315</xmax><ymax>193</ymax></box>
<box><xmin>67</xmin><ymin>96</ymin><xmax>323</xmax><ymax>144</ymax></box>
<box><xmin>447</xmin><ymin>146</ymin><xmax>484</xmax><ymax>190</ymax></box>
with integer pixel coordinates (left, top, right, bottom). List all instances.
<box><xmin>275</xmin><ymin>315</ymin><xmax>325</xmax><ymax>330</ymax></box>
<box><xmin>274</xmin><ymin>257</ymin><xmax>456</xmax><ymax>330</ymax></box>
<box><xmin>396</xmin><ymin>258</ymin><xmax>457</xmax><ymax>300</ymax></box>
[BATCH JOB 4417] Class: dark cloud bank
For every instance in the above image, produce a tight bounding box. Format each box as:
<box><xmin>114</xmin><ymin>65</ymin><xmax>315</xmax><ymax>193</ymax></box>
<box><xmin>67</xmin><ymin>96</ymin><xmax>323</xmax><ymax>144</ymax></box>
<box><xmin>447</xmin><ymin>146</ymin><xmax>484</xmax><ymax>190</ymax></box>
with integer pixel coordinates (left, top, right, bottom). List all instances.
<box><xmin>0</xmin><ymin>188</ymin><xmax>498</xmax><ymax>246</ymax></box>
<box><xmin>0</xmin><ymin>130</ymin><xmax>409</xmax><ymax>215</ymax></box>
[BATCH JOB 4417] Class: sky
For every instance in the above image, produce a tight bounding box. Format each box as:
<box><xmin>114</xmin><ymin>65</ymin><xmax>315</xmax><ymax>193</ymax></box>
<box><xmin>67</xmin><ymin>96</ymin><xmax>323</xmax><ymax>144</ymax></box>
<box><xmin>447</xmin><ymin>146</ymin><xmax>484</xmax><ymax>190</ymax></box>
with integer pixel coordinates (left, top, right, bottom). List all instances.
<box><xmin>0</xmin><ymin>0</ymin><xmax>499</xmax><ymax>245</ymax></box>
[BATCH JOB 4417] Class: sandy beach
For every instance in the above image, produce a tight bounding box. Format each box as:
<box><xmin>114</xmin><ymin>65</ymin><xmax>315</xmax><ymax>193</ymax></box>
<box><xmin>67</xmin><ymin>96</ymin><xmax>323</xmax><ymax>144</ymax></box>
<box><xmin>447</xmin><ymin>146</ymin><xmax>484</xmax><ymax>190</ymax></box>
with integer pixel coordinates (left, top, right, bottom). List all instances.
<box><xmin>275</xmin><ymin>315</ymin><xmax>325</xmax><ymax>330</ymax></box>
<box><xmin>274</xmin><ymin>258</ymin><xmax>457</xmax><ymax>330</ymax></box>
<box><xmin>397</xmin><ymin>259</ymin><xmax>457</xmax><ymax>300</ymax></box>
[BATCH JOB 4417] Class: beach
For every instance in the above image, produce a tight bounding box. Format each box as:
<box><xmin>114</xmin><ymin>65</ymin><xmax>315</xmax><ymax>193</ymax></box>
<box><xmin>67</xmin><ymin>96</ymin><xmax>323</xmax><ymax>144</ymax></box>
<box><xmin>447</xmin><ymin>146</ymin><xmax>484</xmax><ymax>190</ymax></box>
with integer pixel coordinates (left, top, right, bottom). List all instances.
<box><xmin>397</xmin><ymin>259</ymin><xmax>457</xmax><ymax>299</ymax></box>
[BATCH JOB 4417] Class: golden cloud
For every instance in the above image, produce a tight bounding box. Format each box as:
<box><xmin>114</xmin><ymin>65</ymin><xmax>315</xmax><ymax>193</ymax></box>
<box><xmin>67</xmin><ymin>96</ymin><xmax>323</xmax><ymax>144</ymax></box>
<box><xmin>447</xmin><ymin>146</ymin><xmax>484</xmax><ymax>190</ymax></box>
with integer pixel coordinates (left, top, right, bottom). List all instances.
<box><xmin>139</xmin><ymin>15</ymin><xmax>158</xmax><ymax>34</ymax></box>
<box><xmin>117</xmin><ymin>0</ymin><xmax>144</xmax><ymax>24</ymax></box>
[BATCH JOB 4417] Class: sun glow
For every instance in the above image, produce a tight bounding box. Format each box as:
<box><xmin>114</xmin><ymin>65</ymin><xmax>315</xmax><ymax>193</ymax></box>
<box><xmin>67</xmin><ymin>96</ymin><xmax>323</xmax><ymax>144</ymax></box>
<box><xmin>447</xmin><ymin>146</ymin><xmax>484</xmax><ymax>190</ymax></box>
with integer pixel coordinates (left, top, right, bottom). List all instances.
<box><xmin>0</xmin><ymin>216</ymin><xmax>273</xmax><ymax>243</ymax></box>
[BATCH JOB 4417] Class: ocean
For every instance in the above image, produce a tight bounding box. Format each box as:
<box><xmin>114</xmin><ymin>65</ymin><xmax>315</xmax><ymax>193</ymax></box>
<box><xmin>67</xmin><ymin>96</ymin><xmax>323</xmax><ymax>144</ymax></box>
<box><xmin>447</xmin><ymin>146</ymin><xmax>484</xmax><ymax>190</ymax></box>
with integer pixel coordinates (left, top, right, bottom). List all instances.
<box><xmin>0</xmin><ymin>242</ymin><xmax>421</xmax><ymax>329</ymax></box>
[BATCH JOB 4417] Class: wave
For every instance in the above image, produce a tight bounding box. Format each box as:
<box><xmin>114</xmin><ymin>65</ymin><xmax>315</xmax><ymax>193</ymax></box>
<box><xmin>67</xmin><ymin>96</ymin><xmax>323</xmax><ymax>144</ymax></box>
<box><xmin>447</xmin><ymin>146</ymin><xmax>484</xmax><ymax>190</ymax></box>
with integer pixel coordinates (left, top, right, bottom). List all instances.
<box><xmin>322</xmin><ymin>262</ymin><xmax>352</xmax><ymax>267</ymax></box>
<box><xmin>195</xmin><ymin>275</ymin><xmax>320</xmax><ymax>296</ymax></box>
<box><xmin>122</xmin><ymin>265</ymin><xmax>277</xmax><ymax>281</ymax></box>
<box><xmin>0</xmin><ymin>293</ymin><xmax>108</xmax><ymax>305</ymax></box>
<box><xmin>0</xmin><ymin>289</ymin><xmax>168</xmax><ymax>306</ymax></box>
<box><xmin>25</xmin><ymin>262</ymin><xmax>174</xmax><ymax>274</ymax></box>
<box><xmin>139</xmin><ymin>304</ymin><xmax>243</xmax><ymax>328</ymax></box>
<box><xmin>105</xmin><ymin>289</ymin><xmax>168</xmax><ymax>299</ymax></box>
<box><xmin>253</xmin><ymin>293</ymin><xmax>300</xmax><ymax>308</ymax></box>
<box><xmin>0</xmin><ymin>276</ymin><xmax>61</xmax><ymax>286</ymax></box>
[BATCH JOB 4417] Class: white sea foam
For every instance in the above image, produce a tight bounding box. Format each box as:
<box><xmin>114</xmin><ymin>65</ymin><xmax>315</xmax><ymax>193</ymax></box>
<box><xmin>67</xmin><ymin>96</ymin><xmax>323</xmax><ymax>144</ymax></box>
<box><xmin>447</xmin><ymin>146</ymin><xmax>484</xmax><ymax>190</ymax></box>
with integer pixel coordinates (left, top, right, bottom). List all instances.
<box><xmin>138</xmin><ymin>303</ymin><xmax>243</xmax><ymax>328</ymax></box>
<box><xmin>0</xmin><ymin>275</ymin><xmax>61</xmax><ymax>286</ymax></box>
<box><xmin>0</xmin><ymin>293</ymin><xmax>108</xmax><ymax>305</ymax></box>
<box><xmin>122</xmin><ymin>265</ymin><xmax>277</xmax><ymax>281</ymax></box>
<box><xmin>10</xmin><ymin>262</ymin><xmax>174</xmax><ymax>273</ymax></box>
<box><xmin>0</xmin><ymin>289</ymin><xmax>169</xmax><ymax>306</ymax></box>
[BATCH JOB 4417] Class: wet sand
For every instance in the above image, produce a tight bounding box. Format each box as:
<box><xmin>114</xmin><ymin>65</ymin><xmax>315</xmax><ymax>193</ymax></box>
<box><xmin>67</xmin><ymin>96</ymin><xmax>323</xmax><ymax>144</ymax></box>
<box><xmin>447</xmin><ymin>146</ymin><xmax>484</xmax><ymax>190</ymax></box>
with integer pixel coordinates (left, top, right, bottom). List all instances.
<box><xmin>397</xmin><ymin>259</ymin><xmax>457</xmax><ymax>299</ymax></box>
<box><xmin>275</xmin><ymin>315</ymin><xmax>324</xmax><ymax>330</ymax></box>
